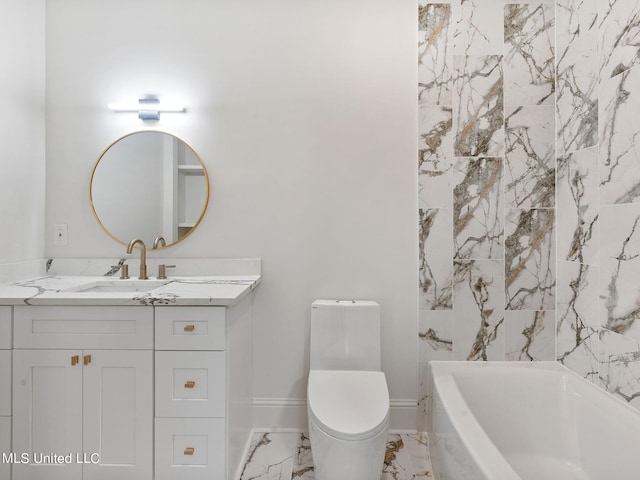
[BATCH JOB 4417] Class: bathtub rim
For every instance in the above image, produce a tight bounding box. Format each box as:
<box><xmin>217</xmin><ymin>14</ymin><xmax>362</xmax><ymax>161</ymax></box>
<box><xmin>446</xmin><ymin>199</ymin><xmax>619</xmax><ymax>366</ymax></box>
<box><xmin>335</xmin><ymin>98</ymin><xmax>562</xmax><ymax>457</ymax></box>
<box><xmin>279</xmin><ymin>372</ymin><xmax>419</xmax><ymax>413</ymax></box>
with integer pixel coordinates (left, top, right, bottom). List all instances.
<box><xmin>431</xmin><ymin>360</ymin><xmax>640</xmax><ymax>416</ymax></box>
<box><xmin>428</xmin><ymin>360</ymin><xmax>640</xmax><ymax>480</ymax></box>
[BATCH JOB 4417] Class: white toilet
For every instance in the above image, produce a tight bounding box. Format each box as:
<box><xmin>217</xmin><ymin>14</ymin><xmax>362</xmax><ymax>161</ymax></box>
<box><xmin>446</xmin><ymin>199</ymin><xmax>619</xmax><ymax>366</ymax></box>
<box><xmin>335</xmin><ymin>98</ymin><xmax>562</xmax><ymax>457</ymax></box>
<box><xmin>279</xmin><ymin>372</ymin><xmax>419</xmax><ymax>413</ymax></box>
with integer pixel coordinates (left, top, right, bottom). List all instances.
<box><xmin>307</xmin><ymin>299</ymin><xmax>390</xmax><ymax>480</ymax></box>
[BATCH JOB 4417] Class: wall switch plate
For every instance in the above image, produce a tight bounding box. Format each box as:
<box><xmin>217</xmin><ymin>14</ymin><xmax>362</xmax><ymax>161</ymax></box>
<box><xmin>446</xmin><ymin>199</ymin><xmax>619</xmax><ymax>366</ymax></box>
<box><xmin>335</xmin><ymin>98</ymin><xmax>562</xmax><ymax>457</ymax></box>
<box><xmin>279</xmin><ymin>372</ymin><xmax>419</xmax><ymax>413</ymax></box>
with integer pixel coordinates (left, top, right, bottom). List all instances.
<box><xmin>53</xmin><ymin>224</ymin><xmax>68</xmax><ymax>246</ymax></box>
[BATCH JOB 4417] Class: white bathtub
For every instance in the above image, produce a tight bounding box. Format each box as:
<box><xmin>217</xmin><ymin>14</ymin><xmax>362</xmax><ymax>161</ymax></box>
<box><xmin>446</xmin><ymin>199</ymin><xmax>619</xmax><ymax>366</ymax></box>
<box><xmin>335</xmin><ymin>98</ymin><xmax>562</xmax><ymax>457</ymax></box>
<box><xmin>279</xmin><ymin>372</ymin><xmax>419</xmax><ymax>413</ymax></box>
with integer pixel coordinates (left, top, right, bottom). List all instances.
<box><xmin>428</xmin><ymin>361</ymin><xmax>640</xmax><ymax>480</ymax></box>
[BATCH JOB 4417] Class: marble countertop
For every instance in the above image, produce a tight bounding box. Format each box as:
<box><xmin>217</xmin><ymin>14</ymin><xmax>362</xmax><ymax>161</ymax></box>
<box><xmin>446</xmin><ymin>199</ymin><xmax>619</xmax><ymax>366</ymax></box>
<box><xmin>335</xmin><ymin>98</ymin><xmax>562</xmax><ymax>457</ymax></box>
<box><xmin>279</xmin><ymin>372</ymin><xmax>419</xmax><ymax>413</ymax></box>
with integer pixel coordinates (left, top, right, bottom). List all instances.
<box><xmin>0</xmin><ymin>259</ymin><xmax>262</xmax><ymax>306</ymax></box>
<box><xmin>0</xmin><ymin>275</ymin><xmax>260</xmax><ymax>306</ymax></box>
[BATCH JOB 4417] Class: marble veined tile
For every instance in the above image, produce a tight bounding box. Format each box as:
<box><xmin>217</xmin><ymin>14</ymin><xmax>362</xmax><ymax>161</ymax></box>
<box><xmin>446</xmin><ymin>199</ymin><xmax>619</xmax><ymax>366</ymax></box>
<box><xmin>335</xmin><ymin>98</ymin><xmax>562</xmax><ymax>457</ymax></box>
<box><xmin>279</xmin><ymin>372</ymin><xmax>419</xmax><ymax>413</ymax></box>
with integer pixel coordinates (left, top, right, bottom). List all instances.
<box><xmin>453</xmin><ymin>157</ymin><xmax>504</xmax><ymax>260</ymax></box>
<box><xmin>452</xmin><ymin>0</ymin><xmax>504</xmax><ymax>56</ymax></box>
<box><xmin>417</xmin><ymin>362</ymin><xmax>430</xmax><ymax>433</ymax></box>
<box><xmin>241</xmin><ymin>433</ymin><xmax>433</xmax><ymax>480</ymax></box>
<box><xmin>505</xmin><ymin>310</ymin><xmax>555</xmax><ymax>361</ymax></box>
<box><xmin>418</xmin><ymin>3</ymin><xmax>452</xmax><ymax>106</ymax></box>
<box><xmin>419</xmin><ymin>310</ymin><xmax>454</xmax><ymax>363</ymax></box>
<box><xmin>453</xmin><ymin>55</ymin><xmax>504</xmax><ymax>157</ymax></box>
<box><xmin>557</xmin><ymin>261</ymin><xmax>600</xmax><ymax>384</ymax></box>
<box><xmin>239</xmin><ymin>433</ymin><xmax>297</xmax><ymax>480</ymax></box>
<box><xmin>292</xmin><ymin>434</ymin><xmax>314</xmax><ymax>479</ymax></box>
<box><xmin>383</xmin><ymin>435</ymin><xmax>417</xmax><ymax>480</ymax></box>
<box><xmin>402</xmin><ymin>434</ymin><xmax>432</xmax><ymax>480</ymax></box>
<box><xmin>556</xmin><ymin>70</ymin><xmax>598</xmax><ymax>156</ymax></box>
<box><xmin>504</xmin><ymin>4</ymin><xmax>555</xmax><ymax>106</ymax></box>
<box><xmin>419</xmin><ymin>105</ymin><xmax>454</xmax><ymax>209</ymax></box>
<box><xmin>555</xmin><ymin>0</ymin><xmax>597</xmax><ymax>157</ymax></box>
<box><xmin>419</xmin><ymin>208</ymin><xmax>453</xmax><ymax>310</ymax></box>
<box><xmin>599</xmin><ymin>204</ymin><xmax>640</xmax><ymax>341</ymax></box>
<box><xmin>453</xmin><ymin>259</ymin><xmax>505</xmax><ymax>361</ymax></box>
<box><xmin>418</xmin><ymin>311</ymin><xmax>452</xmax><ymax>432</ymax></box>
<box><xmin>600</xmin><ymin>329</ymin><xmax>640</xmax><ymax>409</ymax></box>
<box><xmin>555</xmin><ymin>0</ymin><xmax>597</xmax><ymax>76</ymax></box>
<box><xmin>505</xmin><ymin>208</ymin><xmax>555</xmax><ymax>311</ymax></box>
<box><xmin>599</xmin><ymin>66</ymin><xmax>640</xmax><ymax>205</ymax></box>
<box><xmin>504</xmin><ymin>105</ymin><xmax>555</xmax><ymax>209</ymax></box>
<box><xmin>556</xmin><ymin>147</ymin><xmax>599</xmax><ymax>264</ymax></box>
<box><xmin>599</xmin><ymin>0</ymin><xmax>640</xmax><ymax>81</ymax></box>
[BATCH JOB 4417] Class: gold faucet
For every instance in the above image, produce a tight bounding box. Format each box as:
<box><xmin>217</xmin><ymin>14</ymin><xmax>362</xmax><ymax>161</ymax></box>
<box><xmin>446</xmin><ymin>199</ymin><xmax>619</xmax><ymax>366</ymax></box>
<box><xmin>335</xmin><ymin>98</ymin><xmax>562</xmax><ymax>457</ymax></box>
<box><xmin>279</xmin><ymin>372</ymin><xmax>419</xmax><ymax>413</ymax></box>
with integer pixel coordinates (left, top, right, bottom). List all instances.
<box><xmin>153</xmin><ymin>236</ymin><xmax>166</xmax><ymax>249</ymax></box>
<box><xmin>126</xmin><ymin>238</ymin><xmax>148</xmax><ymax>279</ymax></box>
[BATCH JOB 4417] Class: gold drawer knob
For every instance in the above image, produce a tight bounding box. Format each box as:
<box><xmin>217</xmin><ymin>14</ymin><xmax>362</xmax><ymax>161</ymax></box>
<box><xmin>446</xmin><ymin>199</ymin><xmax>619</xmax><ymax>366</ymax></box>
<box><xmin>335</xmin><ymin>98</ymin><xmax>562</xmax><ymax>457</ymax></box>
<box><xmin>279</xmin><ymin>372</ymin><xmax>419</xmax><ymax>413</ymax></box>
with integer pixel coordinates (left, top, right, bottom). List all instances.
<box><xmin>184</xmin><ymin>381</ymin><xmax>196</xmax><ymax>389</ymax></box>
<box><xmin>184</xmin><ymin>325</ymin><xmax>195</xmax><ymax>332</ymax></box>
<box><xmin>184</xmin><ymin>447</ymin><xmax>195</xmax><ymax>456</ymax></box>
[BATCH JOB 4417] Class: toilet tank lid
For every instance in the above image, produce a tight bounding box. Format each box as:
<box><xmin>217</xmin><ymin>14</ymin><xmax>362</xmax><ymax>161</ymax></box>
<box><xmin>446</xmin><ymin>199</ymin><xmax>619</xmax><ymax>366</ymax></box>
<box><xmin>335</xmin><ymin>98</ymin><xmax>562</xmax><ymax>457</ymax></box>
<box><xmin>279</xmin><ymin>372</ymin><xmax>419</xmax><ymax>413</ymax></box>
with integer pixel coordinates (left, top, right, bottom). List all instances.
<box><xmin>312</xmin><ymin>299</ymin><xmax>379</xmax><ymax>307</ymax></box>
<box><xmin>308</xmin><ymin>370</ymin><xmax>389</xmax><ymax>440</ymax></box>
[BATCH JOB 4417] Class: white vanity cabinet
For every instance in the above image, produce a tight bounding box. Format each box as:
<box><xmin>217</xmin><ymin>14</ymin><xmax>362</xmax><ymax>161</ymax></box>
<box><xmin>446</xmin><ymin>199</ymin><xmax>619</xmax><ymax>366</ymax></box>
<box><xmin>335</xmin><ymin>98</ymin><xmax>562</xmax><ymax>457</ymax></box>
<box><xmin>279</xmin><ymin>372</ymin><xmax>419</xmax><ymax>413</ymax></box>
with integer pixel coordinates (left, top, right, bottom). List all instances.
<box><xmin>154</xmin><ymin>306</ymin><xmax>226</xmax><ymax>480</ymax></box>
<box><xmin>2</xmin><ymin>277</ymin><xmax>255</xmax><ymax>480</ymax></box>
<box><xmin>154</xmin><ymin>302</ymin><xmax>253</xmax><ymax>480</ymax></box>
<box><xmin>0</xmin><ymin>307</ymin><xmax>12</xmax><ymax>480</ymax></box>
<box><xmin>11</xmin><ymin>306</ymin><xmax>153</xmax><ymax>480</ymax></box>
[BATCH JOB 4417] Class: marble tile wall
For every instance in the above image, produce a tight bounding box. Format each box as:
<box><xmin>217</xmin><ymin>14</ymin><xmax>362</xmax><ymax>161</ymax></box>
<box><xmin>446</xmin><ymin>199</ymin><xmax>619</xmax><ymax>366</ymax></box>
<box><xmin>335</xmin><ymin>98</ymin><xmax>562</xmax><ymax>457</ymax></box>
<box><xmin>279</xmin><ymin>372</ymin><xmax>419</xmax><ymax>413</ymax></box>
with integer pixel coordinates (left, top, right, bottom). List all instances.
<box><xmin>418</xmin><ymin>0</ymin><xmax>640</xmax><ymax>427</ymax></box>
<box><xmin>418</xmin><ymin>0</ymin><xmax>557</xmax><ymax>429</ymax></box>
<box><xmin>553</xmin><ymin>0</ymin><xmax>601</xmax><ymax>390</ymax></box>
<box><xmin>555</xmin><ymin>0</ymin><xmax>640</xmax><ymax>410</ymax></box>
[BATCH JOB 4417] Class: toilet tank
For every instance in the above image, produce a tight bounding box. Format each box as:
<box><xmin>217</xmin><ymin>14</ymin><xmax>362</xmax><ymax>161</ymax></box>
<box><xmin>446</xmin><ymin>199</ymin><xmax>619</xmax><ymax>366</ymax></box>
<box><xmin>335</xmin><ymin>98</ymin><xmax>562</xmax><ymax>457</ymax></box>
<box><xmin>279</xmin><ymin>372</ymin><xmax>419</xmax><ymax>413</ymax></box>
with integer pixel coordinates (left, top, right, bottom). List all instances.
<box><xmin>310</xmin><ymin>299</ymin><xmax>381</xmax><ymax>371</ymax></box>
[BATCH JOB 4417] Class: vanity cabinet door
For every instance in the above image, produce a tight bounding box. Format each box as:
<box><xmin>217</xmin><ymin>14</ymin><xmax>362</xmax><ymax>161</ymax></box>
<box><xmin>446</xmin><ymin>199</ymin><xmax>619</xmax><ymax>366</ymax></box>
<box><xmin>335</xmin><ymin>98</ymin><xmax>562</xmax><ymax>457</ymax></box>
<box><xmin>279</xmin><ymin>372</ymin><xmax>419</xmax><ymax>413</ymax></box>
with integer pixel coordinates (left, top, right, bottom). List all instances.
<box><xmin>82</xmin><ymin>350</ymin><xmax>153</xmax><ymax>480</ymax></box>
<box><xmin>12</xmin><ymin>349</ymin><xmax>152</xmax><ymax>480</ymax></box>
<box><xmin>12</xmin><ymin>349</ymin><xmax>84</xmax><ymax>480</ymax></box>
<box><xmin>155</xmin><ymin>351</ymin><xmax>226</xmax><ymax>418</ymax></box>
<box><xmin>155</xmin><ymin>307</ymin><xmax>225</xmax><ymax>350</ymax></box>
<box><xmin>0</xmin><ymin>351</ymin><xmax>10</xmax><ymax>416</ymax></box>
<box><xmin>0</xmin><ymin>417</ymin><xmax>11</xmax><ymax>480</ymax></box>
<box><xmin>0</xmin><ymin>307</ymin><xmax>11</xmax><ymax>349</ymax></box>
<box><xmin>154</xmin><ymin>417</ymin><xmax>225</xmax><ymax>480</ymax></box>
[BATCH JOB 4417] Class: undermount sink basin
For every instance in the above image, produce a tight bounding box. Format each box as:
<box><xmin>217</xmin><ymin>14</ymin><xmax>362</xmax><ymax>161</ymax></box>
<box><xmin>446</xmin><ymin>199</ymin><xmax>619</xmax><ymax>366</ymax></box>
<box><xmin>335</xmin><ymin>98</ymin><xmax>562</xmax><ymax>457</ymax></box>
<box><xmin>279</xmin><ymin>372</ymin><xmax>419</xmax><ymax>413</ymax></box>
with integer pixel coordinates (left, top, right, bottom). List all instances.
<box><xmin>64</xmin><ymin>280</ymin><xmax>170</xmax><ymax>293</ymax></box>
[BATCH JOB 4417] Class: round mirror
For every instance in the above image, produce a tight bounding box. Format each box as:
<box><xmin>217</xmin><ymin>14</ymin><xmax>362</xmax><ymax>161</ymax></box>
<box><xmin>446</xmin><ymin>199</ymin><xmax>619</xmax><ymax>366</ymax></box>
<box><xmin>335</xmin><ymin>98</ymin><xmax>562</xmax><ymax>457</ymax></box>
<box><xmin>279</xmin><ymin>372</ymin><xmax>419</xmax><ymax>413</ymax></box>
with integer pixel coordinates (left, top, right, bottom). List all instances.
<box><xmin>90</xmin><ymin>131</ymin><xmax>209</xmax><ymax>248</ymax></box>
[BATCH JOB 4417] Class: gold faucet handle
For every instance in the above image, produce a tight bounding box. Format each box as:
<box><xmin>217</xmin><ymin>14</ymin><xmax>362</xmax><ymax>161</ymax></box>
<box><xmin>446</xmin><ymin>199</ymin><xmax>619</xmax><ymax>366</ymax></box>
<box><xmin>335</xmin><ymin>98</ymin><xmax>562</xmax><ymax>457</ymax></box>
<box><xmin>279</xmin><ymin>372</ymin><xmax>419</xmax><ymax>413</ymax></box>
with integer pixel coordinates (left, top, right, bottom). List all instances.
<box><xmin>158</xmin><ymin>264</ymin><xmax>176</xmax><ymax>280</ymax></box>
<box><xmin>110</xmin><ymin>264</ymin><xmax>129</xmax><ymax>280</ymax></box>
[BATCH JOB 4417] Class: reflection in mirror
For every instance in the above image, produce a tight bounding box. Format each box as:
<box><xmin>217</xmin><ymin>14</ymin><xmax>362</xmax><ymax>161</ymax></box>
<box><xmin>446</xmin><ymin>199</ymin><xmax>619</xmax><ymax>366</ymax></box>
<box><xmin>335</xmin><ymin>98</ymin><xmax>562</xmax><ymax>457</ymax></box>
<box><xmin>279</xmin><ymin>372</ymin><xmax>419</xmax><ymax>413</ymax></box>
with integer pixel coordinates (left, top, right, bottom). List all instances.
<box><xmin>90</xmin><ymin>131</ymin><xmax>209</xmax><ymax>248</ymax></box>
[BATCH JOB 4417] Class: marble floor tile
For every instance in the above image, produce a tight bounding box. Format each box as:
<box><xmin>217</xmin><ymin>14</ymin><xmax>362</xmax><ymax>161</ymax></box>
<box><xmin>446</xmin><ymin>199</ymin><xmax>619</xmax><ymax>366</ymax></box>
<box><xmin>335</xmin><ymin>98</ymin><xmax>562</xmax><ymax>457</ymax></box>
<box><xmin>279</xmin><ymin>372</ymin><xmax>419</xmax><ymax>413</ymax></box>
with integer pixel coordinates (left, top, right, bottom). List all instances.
<box><xmin>240</xmin><ymin>432</ymin><xmax>432</xmax><ymax>480</ymax></box>
<box><xmin>239</xmin><ymin>432</ymin><xmax>298</xmax><ymax>480</ymax></box>
<box><xmin>402</xmin><ymin>433</ymin><xmax>432</xmax><ymax>479</ymax></box>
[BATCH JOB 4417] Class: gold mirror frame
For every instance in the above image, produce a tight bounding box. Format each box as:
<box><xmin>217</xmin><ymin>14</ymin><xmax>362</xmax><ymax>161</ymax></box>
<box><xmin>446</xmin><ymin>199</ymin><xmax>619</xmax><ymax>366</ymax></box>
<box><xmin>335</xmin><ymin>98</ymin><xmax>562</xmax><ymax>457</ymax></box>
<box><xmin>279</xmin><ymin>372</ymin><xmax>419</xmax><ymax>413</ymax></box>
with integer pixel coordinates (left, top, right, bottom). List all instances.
<box><xmin>89</xmin><ymin>130</ymin><xmax>210</xmax><ymax>249</ymax></box>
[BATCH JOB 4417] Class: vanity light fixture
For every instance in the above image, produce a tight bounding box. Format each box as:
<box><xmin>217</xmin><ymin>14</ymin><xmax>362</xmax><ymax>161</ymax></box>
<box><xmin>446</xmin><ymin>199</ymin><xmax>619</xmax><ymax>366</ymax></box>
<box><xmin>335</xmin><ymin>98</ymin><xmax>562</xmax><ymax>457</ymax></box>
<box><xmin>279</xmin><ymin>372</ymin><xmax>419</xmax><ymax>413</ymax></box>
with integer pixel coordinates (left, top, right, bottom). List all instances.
<box><xmin>107</xmin><ymin>97</ymin><xmax>185</xmax><ymax>120</ymax></box>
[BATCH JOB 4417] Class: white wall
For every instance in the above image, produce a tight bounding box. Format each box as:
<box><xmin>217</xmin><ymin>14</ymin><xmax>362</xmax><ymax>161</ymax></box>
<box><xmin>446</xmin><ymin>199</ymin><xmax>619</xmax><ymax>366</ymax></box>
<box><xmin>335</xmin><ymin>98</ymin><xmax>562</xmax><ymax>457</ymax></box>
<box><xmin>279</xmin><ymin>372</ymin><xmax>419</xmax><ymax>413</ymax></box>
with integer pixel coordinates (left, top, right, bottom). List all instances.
<box><xmin>0</xmin><ymin>0</ymin><xmax>45</xmax><ymax>266</ymax></box>
<box><xmin>45</xmin><ymin>0</ymin><xmax>418</xmax><ymax>428</ymax></box>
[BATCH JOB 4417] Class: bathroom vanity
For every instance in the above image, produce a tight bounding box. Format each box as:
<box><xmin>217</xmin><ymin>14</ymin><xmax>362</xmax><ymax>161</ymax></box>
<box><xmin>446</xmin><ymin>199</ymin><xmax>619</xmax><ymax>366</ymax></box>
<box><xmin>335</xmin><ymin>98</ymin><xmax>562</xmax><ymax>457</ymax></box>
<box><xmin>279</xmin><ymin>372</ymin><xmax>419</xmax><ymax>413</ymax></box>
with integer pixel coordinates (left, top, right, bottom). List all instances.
<box><xmin>0</xmin><ymin>259</ymin><xmax>260</xmax><ymax>480</ymax></box>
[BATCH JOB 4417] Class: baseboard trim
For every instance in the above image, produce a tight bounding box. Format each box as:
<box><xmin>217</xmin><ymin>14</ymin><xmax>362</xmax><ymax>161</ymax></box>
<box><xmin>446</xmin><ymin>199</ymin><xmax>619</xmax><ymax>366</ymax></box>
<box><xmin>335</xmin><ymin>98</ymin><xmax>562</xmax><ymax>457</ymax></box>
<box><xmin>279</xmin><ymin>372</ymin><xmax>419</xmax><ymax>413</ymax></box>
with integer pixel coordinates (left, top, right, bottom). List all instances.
<box><xmin>252</xmin><ymin>398</ymin><xmax>417</xmax><ymax>432</ymax></box>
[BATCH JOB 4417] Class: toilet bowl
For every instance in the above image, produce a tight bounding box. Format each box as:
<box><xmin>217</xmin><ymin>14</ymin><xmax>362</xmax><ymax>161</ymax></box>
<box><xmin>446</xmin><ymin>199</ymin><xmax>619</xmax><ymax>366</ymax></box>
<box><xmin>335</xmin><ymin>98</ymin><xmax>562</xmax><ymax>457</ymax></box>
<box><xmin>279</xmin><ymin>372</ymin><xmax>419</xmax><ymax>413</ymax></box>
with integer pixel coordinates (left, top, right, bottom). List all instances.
<box><xmin>307</xmin><ymin>300</ymin><xmax>390</xmax><ymax>480</ymax></box>
<box><xmin>307</xmin><ymin>370</ymin><xmax>390</xmax><ymax>480</ymax></box>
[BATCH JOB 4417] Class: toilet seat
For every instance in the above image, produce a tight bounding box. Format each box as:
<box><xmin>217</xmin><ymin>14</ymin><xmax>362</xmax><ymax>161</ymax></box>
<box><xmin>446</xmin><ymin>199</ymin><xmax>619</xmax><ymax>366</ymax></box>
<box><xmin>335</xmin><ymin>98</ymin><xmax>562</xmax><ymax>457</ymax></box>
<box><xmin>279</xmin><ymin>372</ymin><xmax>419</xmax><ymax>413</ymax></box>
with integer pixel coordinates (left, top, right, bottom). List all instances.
<box><xmin>308</xmin><ymin>369</ymin><xmax>390</xmax><ymax>441</ymax></box>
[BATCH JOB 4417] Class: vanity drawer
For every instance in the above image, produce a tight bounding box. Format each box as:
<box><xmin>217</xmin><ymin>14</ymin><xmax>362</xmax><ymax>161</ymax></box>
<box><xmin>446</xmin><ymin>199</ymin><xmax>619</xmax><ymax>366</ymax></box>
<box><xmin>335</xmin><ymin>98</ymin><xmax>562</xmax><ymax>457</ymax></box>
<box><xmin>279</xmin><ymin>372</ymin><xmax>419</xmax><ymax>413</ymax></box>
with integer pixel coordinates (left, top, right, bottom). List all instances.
<box><xmin>155</xmin><ymin>306</ymin><xmax>225</xmax><ymax>351</ymax></box>
<box><xmin>0</xmin><ymin>307</ymin><xmax>11</xmax><ymax>349</ymax></box>
<box><xmin>14</xmin><ymin>306</ymin><xmax>153</xmax><ymax>349</ymax></box>
<box><xmin>155</xmin><ymin>417</ymin><xmax>225</xmax><ymax>480</ymax></box>
<box><xmin>0</xmin><ymin>416</ymin><xmax>10</xmax><ymax>480</ymax></box>
<box><xmin>155</xmin><ymin>351</ymin><xmax>226</xmax><ymax>418</ymax></box>
<box><xmin>0</xmin><ymin>351</ymin><xmax>10</xmax><ymax>416</ymax></box>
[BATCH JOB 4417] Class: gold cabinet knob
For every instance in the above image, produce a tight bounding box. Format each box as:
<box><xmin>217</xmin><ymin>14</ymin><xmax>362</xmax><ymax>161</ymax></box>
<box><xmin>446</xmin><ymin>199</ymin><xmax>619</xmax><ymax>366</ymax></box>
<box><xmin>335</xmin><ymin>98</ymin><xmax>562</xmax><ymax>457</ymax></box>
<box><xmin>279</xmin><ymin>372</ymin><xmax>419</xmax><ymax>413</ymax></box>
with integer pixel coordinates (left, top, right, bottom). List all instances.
<box><xmin>183</xmin><ymin>325</ymin><xmax>195</xmax><ymax>332</ymax></box>
<box><xmin>71</xmin><ymin>355</ymin><xmax>79</xmax><ymax>366</ymax></box>
<box><xmin>84</xmin><ymin>354</ymin><xmax>92</xmax><ymax>365</ymax></box>
<box><xmin>184</xmin><ymin>447</ymin><xmax>194</xmax><ymax>456</ymax></box>
<box><xmin>184</xmin><ymin>381</ymin><xmax>196</xmax><ymax>389</ymax></box>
